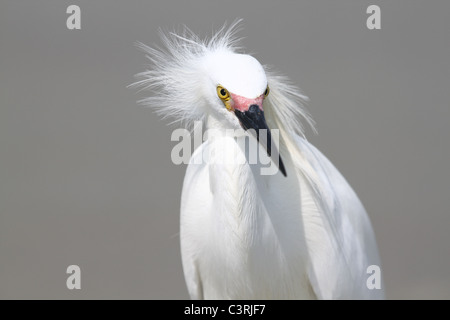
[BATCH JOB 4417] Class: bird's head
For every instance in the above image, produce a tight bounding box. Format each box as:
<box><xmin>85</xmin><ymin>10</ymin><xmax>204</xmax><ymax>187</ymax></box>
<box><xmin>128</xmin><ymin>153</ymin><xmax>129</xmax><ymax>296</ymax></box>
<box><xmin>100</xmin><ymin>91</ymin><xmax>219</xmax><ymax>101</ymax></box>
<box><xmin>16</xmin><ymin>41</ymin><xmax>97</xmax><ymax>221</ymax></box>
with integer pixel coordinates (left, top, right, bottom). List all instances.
<box><xmin>132</xmin><ymin>21</ymin><xmax>314</xmax><ymax>177</ymax></box>
<box><xmin>201</xmin><ymin>51</ymin><xmax>268</xmax><ymax>130</ymax></box>
<box><xmin>200</xmin><ymin>50</ymin><xmax>286</xmax><ymax>175</ymax></box>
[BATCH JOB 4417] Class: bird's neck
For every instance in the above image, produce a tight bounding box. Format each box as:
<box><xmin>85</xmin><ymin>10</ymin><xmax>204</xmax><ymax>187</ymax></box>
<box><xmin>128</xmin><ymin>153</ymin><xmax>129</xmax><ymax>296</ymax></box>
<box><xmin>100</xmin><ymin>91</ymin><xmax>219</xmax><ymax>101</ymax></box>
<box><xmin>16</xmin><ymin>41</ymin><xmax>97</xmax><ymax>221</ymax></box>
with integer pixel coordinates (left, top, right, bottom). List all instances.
<box><xmin>204</xmin><ymin>114</ymin><xmax>247</xmax><ymax>139</ymax></box>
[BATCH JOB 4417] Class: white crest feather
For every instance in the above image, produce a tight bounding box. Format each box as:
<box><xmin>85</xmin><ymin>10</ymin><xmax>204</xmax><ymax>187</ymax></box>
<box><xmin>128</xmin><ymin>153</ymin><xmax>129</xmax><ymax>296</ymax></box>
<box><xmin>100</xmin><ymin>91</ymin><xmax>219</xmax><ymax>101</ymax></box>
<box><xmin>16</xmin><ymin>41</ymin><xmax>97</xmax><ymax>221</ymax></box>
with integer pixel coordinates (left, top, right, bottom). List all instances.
<box><xmin>130</xmin><ymin>20</ymin><xmax>314</xmax><ymax>132</ymax></box>
<box><xmin>130</xmin><ymin>20</ymin><xmax>245</xmax><ymax>128</ymax></box>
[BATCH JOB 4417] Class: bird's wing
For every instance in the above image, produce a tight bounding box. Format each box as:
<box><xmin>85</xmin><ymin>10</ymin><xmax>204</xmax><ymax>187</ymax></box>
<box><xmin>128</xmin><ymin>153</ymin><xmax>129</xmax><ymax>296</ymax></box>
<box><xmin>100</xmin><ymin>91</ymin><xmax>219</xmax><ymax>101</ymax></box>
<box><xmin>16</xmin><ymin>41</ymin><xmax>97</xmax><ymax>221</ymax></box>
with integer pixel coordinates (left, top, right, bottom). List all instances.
<box><xmin>180</xmin><ymin>134</ymin><xmax>385</xmax><ymax>299</ymax></box>
<box><xmin>179</xmin><ymin>141</ymin><xmax>211</xmax><ymax>300</ymax></box>
<box><xmin>292</xmin><ymin>135</ymin><xmax>384</xmax><ymax>299</ymax></box>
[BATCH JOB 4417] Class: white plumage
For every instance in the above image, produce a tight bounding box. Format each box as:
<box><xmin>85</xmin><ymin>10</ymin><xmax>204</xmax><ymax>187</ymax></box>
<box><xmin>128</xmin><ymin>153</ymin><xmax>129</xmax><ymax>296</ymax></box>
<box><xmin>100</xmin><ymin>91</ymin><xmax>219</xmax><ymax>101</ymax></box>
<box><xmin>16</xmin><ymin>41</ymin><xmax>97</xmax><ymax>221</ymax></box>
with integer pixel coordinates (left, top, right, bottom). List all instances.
<box><xmin>133</xmin><ymin>21</ymin><xmax>384</xmax><ymax>299</ymax></box>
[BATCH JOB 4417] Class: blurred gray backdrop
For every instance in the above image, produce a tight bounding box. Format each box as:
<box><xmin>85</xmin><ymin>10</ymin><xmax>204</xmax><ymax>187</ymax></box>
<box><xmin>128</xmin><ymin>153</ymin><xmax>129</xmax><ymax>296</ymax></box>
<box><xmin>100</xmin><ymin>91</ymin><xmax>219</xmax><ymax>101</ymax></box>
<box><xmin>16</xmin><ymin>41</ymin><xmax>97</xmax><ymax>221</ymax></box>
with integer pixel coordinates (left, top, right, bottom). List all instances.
<box><xmin>1</xmin><ymin>0</ymin><xmax>449</xmax><ymax>299</ymax></box>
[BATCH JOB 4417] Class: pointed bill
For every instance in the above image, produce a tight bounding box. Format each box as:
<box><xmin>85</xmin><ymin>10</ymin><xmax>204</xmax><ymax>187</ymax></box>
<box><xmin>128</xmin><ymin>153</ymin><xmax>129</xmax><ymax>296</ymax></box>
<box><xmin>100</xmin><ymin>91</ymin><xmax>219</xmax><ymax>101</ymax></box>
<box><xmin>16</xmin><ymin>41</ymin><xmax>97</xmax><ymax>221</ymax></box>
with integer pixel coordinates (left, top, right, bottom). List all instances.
<box><xmin>234</xmin><ymin>105</ymin><xmax>287</xmax><ymax>176</ymax></box>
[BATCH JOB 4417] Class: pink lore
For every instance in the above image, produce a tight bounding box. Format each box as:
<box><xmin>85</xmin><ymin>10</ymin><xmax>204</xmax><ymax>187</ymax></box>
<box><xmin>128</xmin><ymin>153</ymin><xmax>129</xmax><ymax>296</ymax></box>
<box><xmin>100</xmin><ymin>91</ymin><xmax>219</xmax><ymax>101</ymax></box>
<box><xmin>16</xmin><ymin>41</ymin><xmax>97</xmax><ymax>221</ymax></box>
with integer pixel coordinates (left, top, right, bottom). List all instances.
<box><xmin>229</xmin><ymin>93</ymin><xmax>265</xmax><ymax>112</ymax></box>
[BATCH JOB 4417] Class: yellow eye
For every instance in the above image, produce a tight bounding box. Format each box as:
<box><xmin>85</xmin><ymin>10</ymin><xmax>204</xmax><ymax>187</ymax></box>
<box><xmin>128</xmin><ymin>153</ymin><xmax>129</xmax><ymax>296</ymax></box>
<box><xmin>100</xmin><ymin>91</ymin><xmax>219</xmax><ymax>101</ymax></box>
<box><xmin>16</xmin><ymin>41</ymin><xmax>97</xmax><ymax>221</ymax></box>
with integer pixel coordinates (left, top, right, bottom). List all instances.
<box><xmin>264</xmin><ymin>85</ymin><xmax>270</xmax><ymax>97</ymax></box>
<box><xmin>217</xmin><ymin>85</ymin><xmax>230</xmax><ymax>101</ymax></box>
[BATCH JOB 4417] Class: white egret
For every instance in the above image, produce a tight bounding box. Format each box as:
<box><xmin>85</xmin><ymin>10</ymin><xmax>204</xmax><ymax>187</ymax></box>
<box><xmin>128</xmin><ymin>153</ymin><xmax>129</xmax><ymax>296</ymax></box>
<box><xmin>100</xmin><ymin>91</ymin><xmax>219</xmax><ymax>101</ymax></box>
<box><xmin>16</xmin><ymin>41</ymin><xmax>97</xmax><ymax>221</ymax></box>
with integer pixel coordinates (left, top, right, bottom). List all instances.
<box><xmin>133</xmin><ymin>21</ymin><xmax>384</xmax><ymax>299</ymax></box>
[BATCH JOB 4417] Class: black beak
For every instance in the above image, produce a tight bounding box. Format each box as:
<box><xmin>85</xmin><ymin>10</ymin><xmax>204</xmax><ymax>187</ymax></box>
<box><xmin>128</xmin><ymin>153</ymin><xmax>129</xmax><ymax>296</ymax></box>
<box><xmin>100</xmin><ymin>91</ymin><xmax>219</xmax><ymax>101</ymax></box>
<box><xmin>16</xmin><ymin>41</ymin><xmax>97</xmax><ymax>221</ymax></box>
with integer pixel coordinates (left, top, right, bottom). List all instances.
<box><xmin>234</xmin><ymin>104</ymin><xmax>287</xmax><ymax>177</ymax></box>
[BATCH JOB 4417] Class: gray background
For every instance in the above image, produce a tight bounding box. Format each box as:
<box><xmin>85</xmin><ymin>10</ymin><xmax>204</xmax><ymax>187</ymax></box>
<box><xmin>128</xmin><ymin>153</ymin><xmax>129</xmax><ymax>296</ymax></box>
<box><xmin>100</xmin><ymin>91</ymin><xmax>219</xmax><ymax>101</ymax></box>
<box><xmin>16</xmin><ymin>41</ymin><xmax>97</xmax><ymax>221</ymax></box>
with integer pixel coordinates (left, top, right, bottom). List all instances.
<box><xmin>1</xmin><ymin>0</ymin><xmax>449</xmax><ymax>299</ymax></box>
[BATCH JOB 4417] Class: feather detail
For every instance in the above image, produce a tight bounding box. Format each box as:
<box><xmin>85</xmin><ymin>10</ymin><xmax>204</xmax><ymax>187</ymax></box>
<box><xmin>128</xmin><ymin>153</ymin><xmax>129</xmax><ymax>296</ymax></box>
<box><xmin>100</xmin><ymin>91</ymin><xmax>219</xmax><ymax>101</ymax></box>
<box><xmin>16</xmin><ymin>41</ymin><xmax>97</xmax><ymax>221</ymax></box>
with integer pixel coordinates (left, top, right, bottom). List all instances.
<box><xmin>130</xmin><ymin>20</ymin><xmax>245</xmax><ymax>130</ymax></box>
